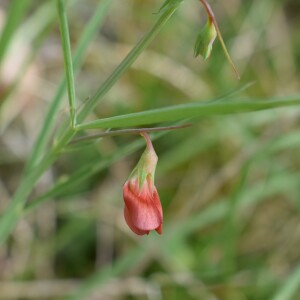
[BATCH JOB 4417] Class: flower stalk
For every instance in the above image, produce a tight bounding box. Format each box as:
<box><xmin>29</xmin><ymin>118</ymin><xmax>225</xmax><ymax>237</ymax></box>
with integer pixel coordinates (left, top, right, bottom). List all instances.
<box><xmin>69</xmin><ymin>123</ymin><xmax>191</xmax><ymax>145</ymax></box>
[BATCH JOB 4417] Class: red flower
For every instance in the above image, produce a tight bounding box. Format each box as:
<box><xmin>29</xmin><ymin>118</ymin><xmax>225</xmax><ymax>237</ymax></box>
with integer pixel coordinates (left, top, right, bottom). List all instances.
<box><xmin>123</xmin><ymin>176</ymin><xmax>163</xmax><ymax>235</ymax></box>
<box><xmin>123</xmin><ymin>133</ymin><xmax>163</xmax><ymax>235</ymax></box>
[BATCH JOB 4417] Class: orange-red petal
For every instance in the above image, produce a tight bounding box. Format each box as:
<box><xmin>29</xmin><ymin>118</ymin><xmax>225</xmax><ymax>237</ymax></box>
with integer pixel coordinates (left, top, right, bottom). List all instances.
<box><xmin>123</xmin><ymin>179</ymin><xmax>163</xmax><ymax>235</ymax></box>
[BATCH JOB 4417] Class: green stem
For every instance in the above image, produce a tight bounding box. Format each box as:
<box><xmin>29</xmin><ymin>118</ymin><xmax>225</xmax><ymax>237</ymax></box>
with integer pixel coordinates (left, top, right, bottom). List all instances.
<box><xmin>25</xmin><ymin>0</ymin><xmax>112</xmax><ymax>173</ymax></box>
<box><xmin>57</xmin><ymin>0</ymin><xmax>77</xmax><ymax>128</ymax></box>
<box><xmin>69</xmin><ymin>124</ymin><xmax>191</xmax><ymax>144</ymax></box>
<box><xmin>0</xmin><ymin>0</ymin><xmax>30</xmax><ymax>67</ymax></box>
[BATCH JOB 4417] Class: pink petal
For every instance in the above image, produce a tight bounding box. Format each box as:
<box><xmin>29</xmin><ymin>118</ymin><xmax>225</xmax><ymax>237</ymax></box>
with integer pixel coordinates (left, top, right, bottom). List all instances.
<box><xmin>124</xmin><ymin>205</ymin><xmax>149</xmax><ymax>235</ymax></box>
<box><xmin>123</xmin><ymin>180</ymin><xmax>163</xmax><ymax>233</ymax></box>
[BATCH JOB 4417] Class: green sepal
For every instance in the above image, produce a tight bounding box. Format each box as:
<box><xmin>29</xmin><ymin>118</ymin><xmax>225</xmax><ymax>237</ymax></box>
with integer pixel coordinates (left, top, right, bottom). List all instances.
<box><xmin>128</xmin><ymin>146</ymin><xmax>158</xmax><ymax>190</ymax></box>
<box><xmin>194</xmin><ymin>19</ymin><xmax>217</xmax><ymax>60</ymax></box>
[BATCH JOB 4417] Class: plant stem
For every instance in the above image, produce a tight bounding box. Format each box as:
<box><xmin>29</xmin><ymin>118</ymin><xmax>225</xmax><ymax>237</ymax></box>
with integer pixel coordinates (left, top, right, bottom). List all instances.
<box><xmin>57</xmin><ymin>0</ymin><xmax>77</xmax><ymax>128</ymax></box>
<box><xmin>24</xmin><ymin>0</ymin><xmax>112</xmax><ymax>173</ymax></box>
<box><xmin>69</xmin><ymin>124</ymin><xmax>191</xmax><ymax>144</ymax></box>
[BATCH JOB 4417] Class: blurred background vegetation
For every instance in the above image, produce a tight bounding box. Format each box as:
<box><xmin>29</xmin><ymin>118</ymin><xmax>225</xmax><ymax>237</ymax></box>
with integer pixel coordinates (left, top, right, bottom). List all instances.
<box><xmin>0</xmin><ymin>0</ymin><xmax>300</xmax><ymax>299</ymax></box>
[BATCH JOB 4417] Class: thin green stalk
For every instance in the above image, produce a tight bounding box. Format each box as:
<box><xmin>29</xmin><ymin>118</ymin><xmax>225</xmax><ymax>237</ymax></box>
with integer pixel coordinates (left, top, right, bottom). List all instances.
<box><xmin>69</xmin><ymin>123</ymin><xmax>191</xmax><ymax>144</ymax></box>
<box><xmin>25</xmin><ymin>0</ymin><xmax>113</xmax><ymax>173</ymax></box>
<box><xmin>57</xmin><ymin>0</ymin><xmax>77</xmax><ymax>128</ymax></box>
<box><xmin>76</xmin><ymin>95</ymin><xmax>300</xmax><ymax>130</ymax></box>
<box><xmin>0</xmin><ymin>3</ymin><xmax>180</xmax><ymax>244</ymax></box>
<box><xmin>0</xmin><ymin>0</ymin><xmax>30</xmax><ymax>67</ymax></box>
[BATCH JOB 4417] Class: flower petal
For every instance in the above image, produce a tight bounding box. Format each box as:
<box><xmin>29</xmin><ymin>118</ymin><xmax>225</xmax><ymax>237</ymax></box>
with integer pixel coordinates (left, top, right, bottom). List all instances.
<box><xmin>124</xmin><ymin>205</ymin><xmax>150</xmax><ymax>235</ymax></box>
<box><xmin>123</xmin><ymin>180</ymin><xmax>163</xmax><ymax>232</ymax></box>
<box><xmin>155</xmin><ymin>223</ymin><xmax>163</xmax><ymax>235</ymax></box>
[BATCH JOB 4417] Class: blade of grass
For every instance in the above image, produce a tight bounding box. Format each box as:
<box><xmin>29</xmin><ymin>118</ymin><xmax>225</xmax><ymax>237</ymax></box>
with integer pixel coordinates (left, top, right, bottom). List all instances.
<box><xmin>0</xmin><ymin>0</ymin><xmax>114</xmax><ymax>244</ymax></box>
<box><xmin>25</xmin><ymin>0</ymin><xmax>113</xmax><ymax>173</ymax></box>
<box><xmin>0</xmin><ymin>0</ymin><xmax>30</xmax><ymax>67</ymax></box>
<box><xmin>76</xmin><ymin>94</ymin><xmax>300</xmax><ymax>130</ymax></box>
<box><xmin>57</xmin><ymin>0</ymin><xmax>77</xmax><ymax>129</ymax></box>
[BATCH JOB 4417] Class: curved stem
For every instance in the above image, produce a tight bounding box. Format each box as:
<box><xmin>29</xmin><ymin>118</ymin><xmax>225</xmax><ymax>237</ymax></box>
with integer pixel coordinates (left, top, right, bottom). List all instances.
<box><xmin>140</xmin><ymin>132</ymin><xmax>154</xmax><ymax>151</ymax></box>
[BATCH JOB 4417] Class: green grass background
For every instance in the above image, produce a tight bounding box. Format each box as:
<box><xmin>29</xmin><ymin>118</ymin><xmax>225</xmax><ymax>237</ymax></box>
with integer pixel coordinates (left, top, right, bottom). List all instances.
<box><xmin>0</xmin><ymin>0</ymin><xmax>300</xmax><ymax>299</ymax></box>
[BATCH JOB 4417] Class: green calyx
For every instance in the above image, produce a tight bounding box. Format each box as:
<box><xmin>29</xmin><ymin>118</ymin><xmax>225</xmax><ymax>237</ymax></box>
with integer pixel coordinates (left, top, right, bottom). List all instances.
<box><xmin>194</xmin><ymin>19</ymin><xmax>217</xmax><ymax>60</ymax></box>
<box><xmin>128</xmin><ymin>140</ymin><xmax>158</xmax><ymax>190</ymax></box>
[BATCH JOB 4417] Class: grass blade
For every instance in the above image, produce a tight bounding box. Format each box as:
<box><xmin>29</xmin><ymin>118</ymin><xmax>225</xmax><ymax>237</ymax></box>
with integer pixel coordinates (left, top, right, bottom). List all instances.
<box><xmin>77</xmin><ymin>95</ymin><xmax>300</xmax><ymax>130</ymax></box>
<box><xmin>57</xmin><ymin>0</ymin><xmax>77</xmax><ymax>128</ymax></box>
<box><xmin>25</xmin><ymin>0</ymin><xmax>113</xmax><ymax>172</ymax></box>
<box><xmin>0</xmin><ymin>0</ymin><xmax>30</xmax><ymax>67</ymax></box>
<box><xmin>0</xmin><ymin>0</ymin><xmax>114</xmax><ymax>244</ymax></box>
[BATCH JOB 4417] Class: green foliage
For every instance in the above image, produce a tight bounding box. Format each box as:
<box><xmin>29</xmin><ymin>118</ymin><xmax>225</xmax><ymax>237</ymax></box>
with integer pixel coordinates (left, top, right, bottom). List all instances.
<box><xmin>0</xmin><ymin>0</ymin><xmax>30</xmax><ymax>66</ymax></box>
<box><xmin>0</xmin><ymin>0</ymin><xmax>300</xmax><ymax>299</ymax></box>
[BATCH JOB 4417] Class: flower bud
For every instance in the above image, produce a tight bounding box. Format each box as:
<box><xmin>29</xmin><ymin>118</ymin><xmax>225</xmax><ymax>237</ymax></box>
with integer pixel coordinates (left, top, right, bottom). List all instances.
<box><xmin>123</xmin><ymin>133</ymin><xmax>163</xmax><ymax>235</ymax></box>
<box><xmin>194</xmin><ymin>18</ymin><xmax>217</xmax><ymax>60</ymax></box>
